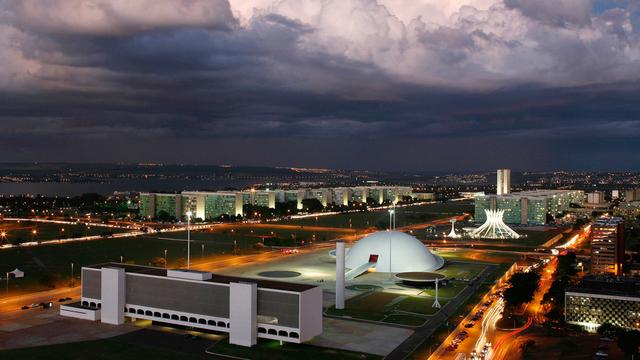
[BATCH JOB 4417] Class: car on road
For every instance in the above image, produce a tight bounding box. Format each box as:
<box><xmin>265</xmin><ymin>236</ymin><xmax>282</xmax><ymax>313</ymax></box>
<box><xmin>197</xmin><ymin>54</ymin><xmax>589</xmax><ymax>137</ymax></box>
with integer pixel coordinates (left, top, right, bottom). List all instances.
<box><xmin>465</xmin><ymin>322</ymin><xmax>475</xmax><ymax>328</ymax></box>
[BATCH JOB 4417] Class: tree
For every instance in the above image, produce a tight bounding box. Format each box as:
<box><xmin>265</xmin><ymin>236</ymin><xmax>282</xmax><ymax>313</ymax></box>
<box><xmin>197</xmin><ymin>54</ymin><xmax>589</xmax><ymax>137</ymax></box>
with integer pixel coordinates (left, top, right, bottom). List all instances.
<box><xmin>618</xmin><ymin>330</ymin><xmax>640</xmax><ymax>358</ymax></box>
<box><xmin>301</xmin><ymin>198</ymin><xmax>323</xmax><ymax>213</ymax></box>
<box><xmin>503</xmin><ymin>271</ymin><xmax>541</xmax><ymax>309</ymax></box>
<box><xmin>597</xmin><ymin>322</ymin><xmax>620</xmax><ymax>337</ymax></box>
<box><xmin>155</xmin><ymin>210</ymin><xmax>173</xmax><ymax>222</ymax></box>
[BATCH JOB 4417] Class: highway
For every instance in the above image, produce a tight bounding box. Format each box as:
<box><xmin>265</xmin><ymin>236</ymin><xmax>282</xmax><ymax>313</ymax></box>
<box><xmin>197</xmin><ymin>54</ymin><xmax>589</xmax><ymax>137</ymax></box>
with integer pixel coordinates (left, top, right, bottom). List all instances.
<box><xmin>428</xmin><ymin>224</ymin><xmax>591</xmax><ymax>360</ymax></box>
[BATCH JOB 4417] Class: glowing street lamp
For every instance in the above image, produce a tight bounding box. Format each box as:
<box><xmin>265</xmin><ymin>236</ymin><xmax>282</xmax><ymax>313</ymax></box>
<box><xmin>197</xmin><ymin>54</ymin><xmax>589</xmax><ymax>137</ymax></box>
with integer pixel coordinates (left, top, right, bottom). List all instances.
<box><xmin>186</xmin><ymin>211</ymin><xmax>193</xmax><ymax>269</ymax></box>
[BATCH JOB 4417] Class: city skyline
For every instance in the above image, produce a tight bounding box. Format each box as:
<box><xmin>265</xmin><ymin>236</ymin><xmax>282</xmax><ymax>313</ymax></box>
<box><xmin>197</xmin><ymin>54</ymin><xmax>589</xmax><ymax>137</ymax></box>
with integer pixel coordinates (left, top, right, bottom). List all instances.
<box><xmin>0</xmin><ymin>0</ymin><xmax>639</xmax><ymax>171</ymax></box>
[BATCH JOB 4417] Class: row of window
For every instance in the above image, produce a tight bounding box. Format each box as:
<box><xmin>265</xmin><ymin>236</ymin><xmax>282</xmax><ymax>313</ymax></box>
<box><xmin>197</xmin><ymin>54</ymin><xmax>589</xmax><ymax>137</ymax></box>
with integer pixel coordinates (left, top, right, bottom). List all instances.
<box><xmin>258</xmin><ymin>327</ymin><xmax>299</xmax><ymax>339</ymax></box>
<box><xmin>81</xmin><ymin>302</ymin><xmax>299</xmax><ymax>339</ymax></box>
<box><xmin>125</xmin><ymin>307</ymin><xmax>230</xmax><ymax>328</ymax></box>
<box><xmin>82</xmin><ymin>301</ymin><xmax>101</xmax><ymax>308</ymax></box>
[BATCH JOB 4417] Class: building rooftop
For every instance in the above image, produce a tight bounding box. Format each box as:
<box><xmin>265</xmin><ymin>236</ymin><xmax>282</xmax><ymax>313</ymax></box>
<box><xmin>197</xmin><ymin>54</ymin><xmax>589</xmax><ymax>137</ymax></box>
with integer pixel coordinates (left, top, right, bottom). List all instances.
<box><xmin>593</xmin><ymin>217</ymin><xmax>624</xmax><ymax>227</ymax></box>
<box><xmin>477</xmin><ymin>189</ymin><xmax>583</xmax><ymax>199</ymax></box>
<box><xmin>87</xmin><ymin>263</ymin><xmax>317</xmax><ymax>292</ymax></box>
<box><xmin>567</xmin><ymin>275</ymin><xmax>640</xmax><ymax>298</ymax></box>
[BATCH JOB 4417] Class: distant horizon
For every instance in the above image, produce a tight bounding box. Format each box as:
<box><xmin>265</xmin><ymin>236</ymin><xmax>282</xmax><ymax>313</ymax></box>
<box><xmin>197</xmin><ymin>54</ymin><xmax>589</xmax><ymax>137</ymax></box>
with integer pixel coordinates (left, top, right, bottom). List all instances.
<box><xmin>0</xmin><ymin>162</ymin><xmax>637</xmax><ymax>174</ymax></box>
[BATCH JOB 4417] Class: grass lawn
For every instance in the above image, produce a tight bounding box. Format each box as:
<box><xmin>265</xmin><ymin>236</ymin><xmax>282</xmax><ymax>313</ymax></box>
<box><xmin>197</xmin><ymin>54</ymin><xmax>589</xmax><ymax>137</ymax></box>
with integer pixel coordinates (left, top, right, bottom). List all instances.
<box><xmin>279</xmin><ymin>201</ymin><xmax>473</xmax><ymax>229</ymax></box>
<box><xmin>383</xmin><ymin>314</ymin><xmax>428</xmax><ymax>327</ymax></box>
<box><xmin>148</xmin><ymin>226</ymin><xmax>347</xmax><ymax>247</ymax></box>
<box><xmin>0</xmin><ymin>221</ymin><xmax>350</xmax><ymax>293</ymax></box>
<box><xmin>0</xmin><ymin>338</ymin><xmax>203</xmax><ymax>360</ymax></box>
<box><xmin>208</xmin><ymin>338</ymin><xmax>381</xmax><ymax>359</ymax></box>
<box><xmin>0</xmin><ymin>220</ymin><xmax>128</xmax><ymax>243</ymax></box>
<box><xmin>437</xmin><ymin>262</ymin><xmax>488</xmax><ymax>280</ymax></box>
<box><xmin>438</xmin><ymin>249</ymin><xmax>518</xmax><ymax>264</ymax></box>
<box><xmin>395</xmin><ymin>296</ymin><xmax>448</xmax><ymax>315</ymax></box>
<box><xmin>0</xmin><ymin>233</ymin><xmax>272</xmax><ymax>293</ymax></box>
<box><xmin>417</xmin><ymin>280</ymin><xmax>467</xmax><ymax>299</ymax></box>
<box><xmin>326</xmin><ymin>291</ymin><xmax>446</xmax><ymax>326</ymax></box>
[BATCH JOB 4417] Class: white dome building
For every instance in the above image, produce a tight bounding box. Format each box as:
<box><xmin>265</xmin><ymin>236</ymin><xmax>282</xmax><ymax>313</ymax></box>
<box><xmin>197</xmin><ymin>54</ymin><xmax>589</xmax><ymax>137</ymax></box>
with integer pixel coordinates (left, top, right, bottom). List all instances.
<box><xmin>346</xmin><ymin>231</ymin><xmax>444</xmax><ymax>273</ymax></box>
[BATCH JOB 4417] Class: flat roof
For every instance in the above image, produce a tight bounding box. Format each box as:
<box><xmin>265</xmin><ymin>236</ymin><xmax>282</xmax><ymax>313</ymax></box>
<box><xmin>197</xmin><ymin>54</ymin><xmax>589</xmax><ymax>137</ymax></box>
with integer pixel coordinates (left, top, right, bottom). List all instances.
<box><xmin>87</xmin><ymin>263</ymin><xmax>316</xmax><ymax>292</ymax></box>
<box><xmin>567</xmin><ymin>276</ymin><xmax>640</xmax><ymax>298</ymax></box>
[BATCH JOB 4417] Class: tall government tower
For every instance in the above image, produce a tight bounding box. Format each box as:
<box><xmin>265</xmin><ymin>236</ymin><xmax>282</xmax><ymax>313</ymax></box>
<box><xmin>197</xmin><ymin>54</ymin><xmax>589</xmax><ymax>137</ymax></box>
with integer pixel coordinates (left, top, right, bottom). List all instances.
<box><xmin>496</xmin><ymin>169</ymin><xmax>511</xmax><ymax>195</ymax></box>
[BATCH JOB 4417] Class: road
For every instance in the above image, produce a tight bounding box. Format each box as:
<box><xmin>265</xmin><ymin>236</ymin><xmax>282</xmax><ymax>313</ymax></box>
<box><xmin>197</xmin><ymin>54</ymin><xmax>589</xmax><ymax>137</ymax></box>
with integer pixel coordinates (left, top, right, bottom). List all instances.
<box><xmin>427</xmin><ymin>224</ymin><xmax>591</xmax><ymax>360</ymax></box>
<box><xmin>0</xmin><ymin>286</ymin><xmax>80</xmax><ymax>320</ymax></box>
<box><xmin>386</xmin><ymin>264</ymin><xmax>497</xmax><ymax>360</ymax></box>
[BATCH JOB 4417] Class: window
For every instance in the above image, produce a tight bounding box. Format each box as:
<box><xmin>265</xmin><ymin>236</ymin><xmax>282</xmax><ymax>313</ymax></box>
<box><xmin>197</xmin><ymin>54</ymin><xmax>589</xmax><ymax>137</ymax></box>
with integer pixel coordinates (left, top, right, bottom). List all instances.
<box><xmin>129</xmin><ymin>308</ymin><xmax>136</xmax><ymax>313</ymax></box>
<box><xmin>154</xmin><ymin>312</ymin><xmax>161</xmax><ymax>317</ymax></box>
<box><xmin>258</xmin><ymin>327</ymin><xmax>266</xmax><ymax>334</ymax></box>
<box><xmin>189</xmin><ymin>317</ymin><xmax>197</xmax><ymax>323</ymax></box>
<box><xmin>90</xmin><ymin>302</ymin><xmax>96</xmax><ymax>308</ymax></box>
<box><xmin>208</xmin><ymin>320</ymin><xmax>216</xmax><ymax>326</ymax></box>
<box><xmin>82</xmin><ymin>301</ymin><xmax>89</xmax><ymax>307</ymax></box>
<box><xmin>198</xmin><ymin>319</ymin><xmax>206</xmax><ymax>325</ymax></box>
<box><xmin>278</xmin><ymin>330</ymin><xmax>288</xmax><ymax>337</ymax></box>
<box><xmin>180</xmin><ymin>316</ymin><xmax>188</xmax><ymax>322</ymax></box>
<box><xmin>171</xmin><ymin>315</ymin><xmax>179</xmax><ymax>320</ymax></box>
<box><xmin>137</xmin><ymin>309</ymin><xmax>144</xmax><ymax>315</ymax></box>
<box><xmin>290</xmin><ymin>332</ymin><xmax>299</xmax><ymax>339</ymax></box>
<box><xmin>268</xmin><ymin>329</ymin><xmax>277</xmax><ymax>335</ymax></box>
<box><xmin>145</xmin><ymin>310</ymin><xmax>152</xmax><ymax>316</ymax></box>
<box><xmin>217</xmin><ymin>321</ymin><xmax>226</xmax><ymax>327</ymax></box>
<box><xmin>163</xmin><ymin>313</ymin><xmax>170</xmax><ymax>319</ymax></box>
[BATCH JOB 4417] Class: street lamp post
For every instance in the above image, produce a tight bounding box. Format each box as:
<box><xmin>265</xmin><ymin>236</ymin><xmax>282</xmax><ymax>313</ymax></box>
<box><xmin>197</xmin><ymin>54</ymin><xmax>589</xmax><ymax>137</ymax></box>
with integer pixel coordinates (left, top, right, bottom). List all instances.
<box><xmin>186</xmin><ymin>211</ymin><xmax>192</xmax><ymax>270</ymax></box>
<box><xmin>388</xmin><ymin>209</ymin><xmax>395</xmax><ymax>279</ymax></box>
<box><xmin>201</xmin><ymin>243</ymin><xmax>205</xmax><ymax>258</ymax></box>
<box><xmin>164</xmin><ymin>249</ymin><xmax>168</xmax><ymax>268</ymax></box>
<box><xmin>71</xmin><ymin>262</ymin><xmax>74</xmax><ymax>287</ymax></box>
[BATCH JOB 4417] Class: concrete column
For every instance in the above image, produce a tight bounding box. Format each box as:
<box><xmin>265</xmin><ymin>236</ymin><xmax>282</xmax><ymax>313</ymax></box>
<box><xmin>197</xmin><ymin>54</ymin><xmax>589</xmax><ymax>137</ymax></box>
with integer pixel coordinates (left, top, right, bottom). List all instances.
<box><xmin>229</xmin><ymin>282</ymin><xmax>257</xmax><ymax>347</ymax></box>
<box><xmin>336</xmin><ymin>241</ymin><xmax>345</xmax><ymax>310</ymax></box>
<box><xmin>100</xmin><ymin>267</ymin><xmax>125</xmax><ymax>325</ymax></box>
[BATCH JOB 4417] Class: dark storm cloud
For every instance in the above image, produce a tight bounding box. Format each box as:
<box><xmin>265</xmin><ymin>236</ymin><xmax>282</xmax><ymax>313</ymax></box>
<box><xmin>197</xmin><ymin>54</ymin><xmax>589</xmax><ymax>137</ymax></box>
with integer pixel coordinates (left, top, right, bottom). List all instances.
<box><xmin>0</xmin><ymin>0</ymin><xmax>639</xmax><ymax>170</ymax></box>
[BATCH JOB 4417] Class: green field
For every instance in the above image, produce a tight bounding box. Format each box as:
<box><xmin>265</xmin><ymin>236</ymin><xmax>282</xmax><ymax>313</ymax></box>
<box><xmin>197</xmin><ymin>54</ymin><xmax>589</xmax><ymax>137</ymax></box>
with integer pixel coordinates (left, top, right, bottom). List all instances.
<box><xmin>152</xmin><ymin>226</ymin><xmax>348</xmax><ymax>246</ymax></box>
<box><xmin>438</xmin><ymin>249</ymin><xmax>519</xmax><ymax>264</ymax></box>
<box><xmin>0</xmin><ymin>223</ymin><xmax>351</xmax><ymax>294</ymax></box>
<box><xmin>326</xmin><ymin>291</ymin><xmax>448</xmax><ymax>326</ymax></box>
<box><xmin>279</xmin><ymin>201</ymin><xmax>473</xmax><ymax>229</ymax></box>
<box><xmin>327</xmin><ymin>252</ymin><xmax>509</xmax><ymax>328</ymax></box>
<box><xmin>0</xmin><ymin>220</ymin><xmax>128</xmax><ymax>243</ymax></box>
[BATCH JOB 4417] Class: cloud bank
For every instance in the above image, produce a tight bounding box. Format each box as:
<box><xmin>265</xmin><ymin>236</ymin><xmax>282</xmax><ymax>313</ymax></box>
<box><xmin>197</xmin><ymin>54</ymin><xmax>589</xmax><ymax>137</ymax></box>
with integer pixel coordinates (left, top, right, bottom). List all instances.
<box><xmin>0</xmin><ymin>0</ymin><xmax>638</xmax><ymax>170</ymax></box>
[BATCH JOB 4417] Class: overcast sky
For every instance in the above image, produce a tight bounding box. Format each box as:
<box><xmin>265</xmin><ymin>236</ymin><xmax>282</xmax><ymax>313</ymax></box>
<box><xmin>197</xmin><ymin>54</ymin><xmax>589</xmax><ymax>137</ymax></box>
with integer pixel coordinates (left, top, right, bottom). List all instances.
<box><xmin>0</xmin><ymin>0</ymin><xmax>639</xmax><ymax>171</ymax></box>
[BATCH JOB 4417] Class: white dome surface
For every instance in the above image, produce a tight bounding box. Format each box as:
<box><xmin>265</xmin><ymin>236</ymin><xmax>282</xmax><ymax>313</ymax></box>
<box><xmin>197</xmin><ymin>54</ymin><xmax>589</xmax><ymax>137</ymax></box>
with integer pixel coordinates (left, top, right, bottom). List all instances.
<box><xmin>346</xmin><ymin>231</ymin><xmax>444</xmax><ymax>273</ymax></box>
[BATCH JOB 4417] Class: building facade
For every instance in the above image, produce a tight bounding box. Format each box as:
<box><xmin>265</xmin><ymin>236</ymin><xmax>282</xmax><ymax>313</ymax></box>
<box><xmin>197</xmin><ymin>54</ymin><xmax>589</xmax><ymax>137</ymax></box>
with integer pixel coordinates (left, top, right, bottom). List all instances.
<box><xmin>587</xmin><ymin>191</ymin><xmax>605</xmax><ymax>205</ymax></box>
<box><xmin>565</xmin><ymin>277</ymin><xmax>640</xmax><ymax>332</ymax></box>
<box><xmin>474</xmin><ymin>190</ymin><xmax>584</xmax><ymax>225</ymax></box>
<box><xmin>140</xmin><ymin>185</ymin><xmax>416</xmax><ymax>220</ymax></box>
<box><xmin>60</xmin><ymin>263</ymin><xmax>322</xmax><ymax>347</ymax></box>
<box><xmin>590</xmin><ymin>217</ymin><xmax>625</xmax><ymax>276</ymax></box>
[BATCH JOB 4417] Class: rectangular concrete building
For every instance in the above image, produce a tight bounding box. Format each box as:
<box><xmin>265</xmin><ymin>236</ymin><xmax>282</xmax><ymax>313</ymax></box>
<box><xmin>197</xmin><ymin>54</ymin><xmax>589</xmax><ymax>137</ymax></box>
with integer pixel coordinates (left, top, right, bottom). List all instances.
<box><xmin>62</xmin><ymin>263</ymin><xmax>323</xmax><ymax>347</ymax></box>
<box><xmin>590</xmin><ymin>217</ymin><xmax>625</xmax><ymax>276</ymax></box>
